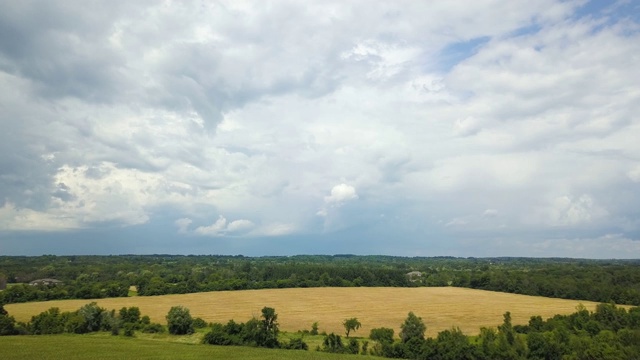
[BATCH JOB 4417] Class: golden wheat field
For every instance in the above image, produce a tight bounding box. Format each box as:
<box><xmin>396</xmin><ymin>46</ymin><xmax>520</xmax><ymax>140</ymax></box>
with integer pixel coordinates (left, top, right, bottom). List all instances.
<box><xmin>5</xmin><ymin>287</ymin><xmax>613</xmax><ymax>337</ymax></box>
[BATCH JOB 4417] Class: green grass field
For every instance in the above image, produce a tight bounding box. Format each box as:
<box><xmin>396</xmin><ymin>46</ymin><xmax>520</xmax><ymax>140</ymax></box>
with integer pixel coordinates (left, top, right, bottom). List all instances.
<box><xmin>0</xmin><ymin>334</ymin><xmax>375</xmax><ymax>360</ymax></box>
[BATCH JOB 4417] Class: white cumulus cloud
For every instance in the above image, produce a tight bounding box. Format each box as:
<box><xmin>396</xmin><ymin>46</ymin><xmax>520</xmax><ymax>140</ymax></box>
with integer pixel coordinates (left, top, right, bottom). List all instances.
<box><xmin>324</xmin><ymin>184</ymin><xmax>359</xmax><ymax>204</ymax></box>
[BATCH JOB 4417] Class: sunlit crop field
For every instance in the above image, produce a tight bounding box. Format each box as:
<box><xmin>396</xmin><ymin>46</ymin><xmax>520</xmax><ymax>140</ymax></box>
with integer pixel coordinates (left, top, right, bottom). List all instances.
<box><xmin>5</xmin><ymin>287</ymin><xmax>612</xmax><ymax>337</ymax></box>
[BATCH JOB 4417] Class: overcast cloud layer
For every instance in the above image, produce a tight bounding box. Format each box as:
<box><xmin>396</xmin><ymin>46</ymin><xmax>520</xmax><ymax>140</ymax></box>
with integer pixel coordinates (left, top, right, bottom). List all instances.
<box><xmin>1</xmin><ymin>0</ymin><xmax>640</xmax><ymax>258</ymax></box>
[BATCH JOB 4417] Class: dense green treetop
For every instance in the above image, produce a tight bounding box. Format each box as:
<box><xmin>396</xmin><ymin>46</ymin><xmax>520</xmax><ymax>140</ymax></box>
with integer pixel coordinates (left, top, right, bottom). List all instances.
<box><xmin>2</xmin><ymin>255</ymin><xmax>640</xmax><ymax>306</ymax></box>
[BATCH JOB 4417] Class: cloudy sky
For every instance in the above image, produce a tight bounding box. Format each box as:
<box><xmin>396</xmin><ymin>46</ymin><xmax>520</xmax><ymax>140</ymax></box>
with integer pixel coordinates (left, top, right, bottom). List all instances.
<box><xmin>1</xmin><ymin>0</ymin><xmax>639</xmax><ymax>258</ymax></box>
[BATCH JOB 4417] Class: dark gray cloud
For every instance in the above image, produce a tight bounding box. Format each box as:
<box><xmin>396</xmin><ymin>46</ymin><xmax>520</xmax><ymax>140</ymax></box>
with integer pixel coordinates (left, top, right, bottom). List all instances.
<box><xmin>1</xmin><ymin>1</ymin><xmax>639</xmax><ymax>257</ymax></box>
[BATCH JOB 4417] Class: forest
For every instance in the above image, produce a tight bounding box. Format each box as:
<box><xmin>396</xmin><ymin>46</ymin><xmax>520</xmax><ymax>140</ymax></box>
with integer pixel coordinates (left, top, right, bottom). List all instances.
<box><xmin>2</xmin><ymin>255</ymin><xmax>640</xmax><ymax>305</ymax></box>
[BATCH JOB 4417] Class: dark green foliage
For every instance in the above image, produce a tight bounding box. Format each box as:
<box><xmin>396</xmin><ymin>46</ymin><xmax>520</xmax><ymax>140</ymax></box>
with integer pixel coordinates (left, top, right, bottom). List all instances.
<box><xmin>433</xmin><ymin>327</ymin><xmax>476</xmax><ymax>360</ymax></box>
<box><xmin>361</xmin><ymin>340</ymin><xmax>369</xmax><ymax>355</ymax></box>
<box><xmin>203</xmin><ymin>323</ymin><xmax>238</xmax><ymax>346</ymax></box>
<box><xmin>193</xmin><ymin>317</ymin><xmax>208</xmax><ymax>328</ymax></box>
<box><xmin>77</xmin><ymin>302</ymin><xmax>105</xmax><ymax>333</ymax></box>
<box><xmin>123</xmin><ymin>323</ymin><xmax>135</xmax><ymax>337</ymax></box>
<box><xmin>64</xmin><ymin>313</ymin><xmax>88</xmax><ymax>334</ymax></box>
<box><xmin>141</xmin><ymin>322</ymin><xmax>165</xmax><ymax>333</ymax></box>
<box><xmin>322</xmin><ymin>333</ymin><xmax>345</xmax><ymax>353</ymax></box>
<box><xmin>400</xmin><ymin>311</ymin><xmax>426</xmax><ymax>343</ymax></box>
<box><xmin>257</xmin><ymin>307</ymin><xmax>279</xmax><ymax>348</ymax></box>
<box><xmin>29</xmin><ymin>307</ymin><xmax>67</xmax><ymax>334</ymax></box>
<box><xmin>100</xmin><ymin>309</ymin><xmax>118</xmax><ymax>332</ymax></box>
<box><xmin>110</xmin><ymin>323</ymin><xmax>120</xmax><ymax>336</ymax></box>
<box><xmin>4</xmin><ymin>255</ymin><xmax>640</xmax><ymax>305</ymax></box>
<box><xmin>166</xmin><ymin>306</ymin><xmax>194</xmax><ymax>335</ymax></box>
<box><xmin>370</xmin><ymin>327</ymin><xmax>394</xmax><ymax>343</ymax></box>
<box><xmin>284</xmin><ymin>337</ymin><xmax>309</xmax><ymax>350</ymax></box>
<box><xmin>202</xmin><ymin>307</ymin><xmax>285</xmax><ymax>350</ymax></box>
<box><xmin>119</xmin><ymin>306</ymin><xmax>141</xmax><ymax>324</ymax></box>
<box><xmin>0</xmin><ymin>314</ymin><xmax>17</xmax><ymax>335</ymax></box>
<box><xmin>347</xmin><ymin>338</ymin><xmax>359</xmax><ymax>354</ymax></box>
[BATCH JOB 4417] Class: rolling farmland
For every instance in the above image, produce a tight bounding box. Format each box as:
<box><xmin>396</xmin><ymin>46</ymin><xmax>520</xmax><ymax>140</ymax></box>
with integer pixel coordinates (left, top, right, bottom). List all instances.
<box><xmin>5</xmin><ymin>287</ymin><xmax>612</xmax><ymax>337</ymax></box>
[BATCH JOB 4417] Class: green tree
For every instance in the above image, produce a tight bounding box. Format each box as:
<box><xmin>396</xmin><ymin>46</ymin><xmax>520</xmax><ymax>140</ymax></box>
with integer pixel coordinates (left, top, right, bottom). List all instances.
<box><xmin>495</xmin><ymin>311</ymin><xmax>526</xmax><ymax>360</ymax></box>
<box><xmin>0</xmin><ymin>314</ymin><xmax>17</xmax><ymax>336</ymax></box>
<box><xmin>29</xmin><ymin>307</ymin><xmax>67</xmax><ymax>335</ymax></box>
<box><xmin>434</xmin><ymin>327</ymin><xmax>476</xmax><ymax>360</ymax></box>
<box><xmin>77</xmin><ymin>302</ymin><xmax>105</xmax><ymax>332</ymax></box>
<box><xmin>400</xmin><ymin>311</ymin><xmax>426</xmax><ymax>343</ymax></box>
<box><xmin>260</xmin><ymin>306</ymin><xmax>279</xmax><ymax>348</ymax></box>
<box><xmin>119</xmin><ymin>306</ymin><xmax>141</xmax><ymax>324</ymax></box>
<box><xmin>166</xmin><ymin>306</ymin><xmax>194</xmax><ymax>335</ymax></box>
<box><xmin>343</xmin><ymin>317</ymin><xmax>361</xmax><ymax>337</ymax></box>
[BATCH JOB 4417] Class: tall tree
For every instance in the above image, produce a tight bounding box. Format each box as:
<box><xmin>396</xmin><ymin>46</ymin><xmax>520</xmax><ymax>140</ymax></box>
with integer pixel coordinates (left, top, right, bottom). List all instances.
<box><xmin>260</xmin><ymin>306</ymin><xmax>279</xmax><ymax>348</ymax></box>
<box><xmin>400</xmin><ymin>311</ymin><xmax>426</xmax><ymax>343</ymax></box>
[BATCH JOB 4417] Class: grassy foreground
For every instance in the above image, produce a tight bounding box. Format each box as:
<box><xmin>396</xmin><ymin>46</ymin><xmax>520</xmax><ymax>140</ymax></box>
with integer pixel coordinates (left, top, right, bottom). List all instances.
<box><xmin>6</xmin><ymin>287</ymin><xmax>612</xmax><ymax>337</ymax></box>
<box><xmin>0</xmin><ymin>334</ymin><xmax>375</xmax><ymax>360</ymax></box>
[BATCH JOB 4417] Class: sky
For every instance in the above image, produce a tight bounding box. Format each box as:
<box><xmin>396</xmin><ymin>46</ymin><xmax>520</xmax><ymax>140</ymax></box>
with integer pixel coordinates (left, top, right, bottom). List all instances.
<box><xmin>1</xmin><ymin>0</ymin><xmax>640</xmax><ymax>258</ymax></box>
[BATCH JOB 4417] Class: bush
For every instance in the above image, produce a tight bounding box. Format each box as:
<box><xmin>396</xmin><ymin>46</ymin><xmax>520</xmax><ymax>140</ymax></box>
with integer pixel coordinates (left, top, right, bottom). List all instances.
<box><xmin>64</xmin><ymin>313</ymin><xmax>88</xmax><ymax>334</ymax></box>
<box><xmin>310</xmin><ymin>321</ymin><xmax>319</xmax><ymax>335</ymax></box>
<box><xmin>203</xmin><ymin>323</ymin><xmax>239</xmax><ymax>346</ymax></box>
<box><xmin>123</xmin><ymin>323</ymin><xmax>135</xmax><ymax>337</ymax></box>
<box><xmin>29</xmin><ymin>308</ymin><xmax>67</xmax><ymax>335</ymax></box>
<box><xmin>285</xmin><ymin>337</ymin><xmax>309</xmax><ymax>350</ymax></box>
<box><xmin>0</xmin><ymin>315</ymin><xmax>18</xmax><ymax>336</ymax></box>
<box><xmin>361</xmin><ymin>340</ymin><xmax>369</xmax><ymax>355</ymax></box>
<box><xmin>77</xmin><ymin>302</ymin><xmax>106</xmax><ymax>333</ymax></box>
<box><xmin>370</xmin><ymin>327</ymin><xmax>395</xmax><ymax>343</ymax></box>
<box><xmin>322</xmin><ymin>333</ymin><xmax>345</xmax><ymax>353</ymax></box>
<box><xmin>119</xmin><ymin>307</ymin><xmax>141</xmax><ymax>324</ymax></box>
<box><xmin>347</xmin><ymin>338</ymin><xmax>359</xmax><ymax>354</ymax></box>
<box><xmin>193</xmin><ymin>317</ymin><xmax>208</xmax><ymax>329</ymax></box>
<box><xmin>166</xmin><ymin>306</ymin><xmax>194</xmax><ymax>335</ymax></box>
<box><xmin>141</xmin><ymin>323</ymin><xmax>165</xmax><ymax>334</ymax></box>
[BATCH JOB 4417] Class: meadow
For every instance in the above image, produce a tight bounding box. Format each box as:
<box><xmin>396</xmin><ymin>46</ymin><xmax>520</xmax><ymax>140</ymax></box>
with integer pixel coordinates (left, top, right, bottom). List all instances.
<box><xmin>5</xmin><ymin>287</ymin><xmax>609</xmax><ymax>337</ymax></box>
<box><xmin>0</xmin><ymin>334</ymin><xmax>377</xmax><ymax>360</ymax></box>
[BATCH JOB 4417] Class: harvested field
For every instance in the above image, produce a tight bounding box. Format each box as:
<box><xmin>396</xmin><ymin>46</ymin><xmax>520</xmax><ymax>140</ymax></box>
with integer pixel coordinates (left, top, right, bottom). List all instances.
<box><xmin>5</xmin><ymin>287</ymin><xmax>614</xmax><ymax>337</ymax></box>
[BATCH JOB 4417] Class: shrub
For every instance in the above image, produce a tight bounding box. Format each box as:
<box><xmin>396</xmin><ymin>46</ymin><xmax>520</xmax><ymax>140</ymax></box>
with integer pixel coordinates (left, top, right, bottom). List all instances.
<box><xmin>123</xmin><ymin>323</ymin><xmax>135</xmax><ymax>337</ymax></box>
<box><xmin>310</xmin><ymin>321</ymin><xmax>319</xmax><ymax>335</ymax></box>
<box><xmin>370</xmin><ymin>327</ymin><xmax>395</xmax><ymax>343</ymax></box>
<box><xmin>285</xmin><ymin>337</ymin><xmax>309</xmax><ymax>350</ymax></box>
<box><xmin>166</xmin><ymin>306</ymin><xmax>194</xmax><ymax>335</ymax></box>
<box><xmin>347</xmin><ymin>338</ymin><xmax>359</xmax><ymax>354</ymax></box>
<box><xmin>119</xmin><ymin>307</ymin><xmax>141</xmax><ymax>324</ymax></box>
<box><xmin>141</xmin><ymin>323</ymin><xmax>165</xmax><ymax>334</ymax></box>
<box><xmin>193</xmin><ymin>317</ymin><xmax>208</xmax><ymax>329</ymax></box>
<box><xmin>0</xmin><ymin>315</ymin><xmax>18</xmax><ymax>336</ymax></box>
<box><xmin>29</xmin><ymin>308</ymin><xmax>67</xmax><ymax>335</ymax></box>
<box><xmin>203</xmin><ymin>323</ymin><xmax>238</xmax><ymax>346</ymax></box>
<box><xmin>322</xmin><ymin>333</ymin><xmax>345</xmax><ymax>353</ymax></box>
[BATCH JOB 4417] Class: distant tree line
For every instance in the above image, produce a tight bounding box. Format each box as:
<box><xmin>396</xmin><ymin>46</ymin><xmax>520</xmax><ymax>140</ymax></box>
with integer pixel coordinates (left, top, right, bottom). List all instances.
<box><xmin>2</xmin><ymin>255</ymin><xmax>640</xmax><ymax>305</ymax></box>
